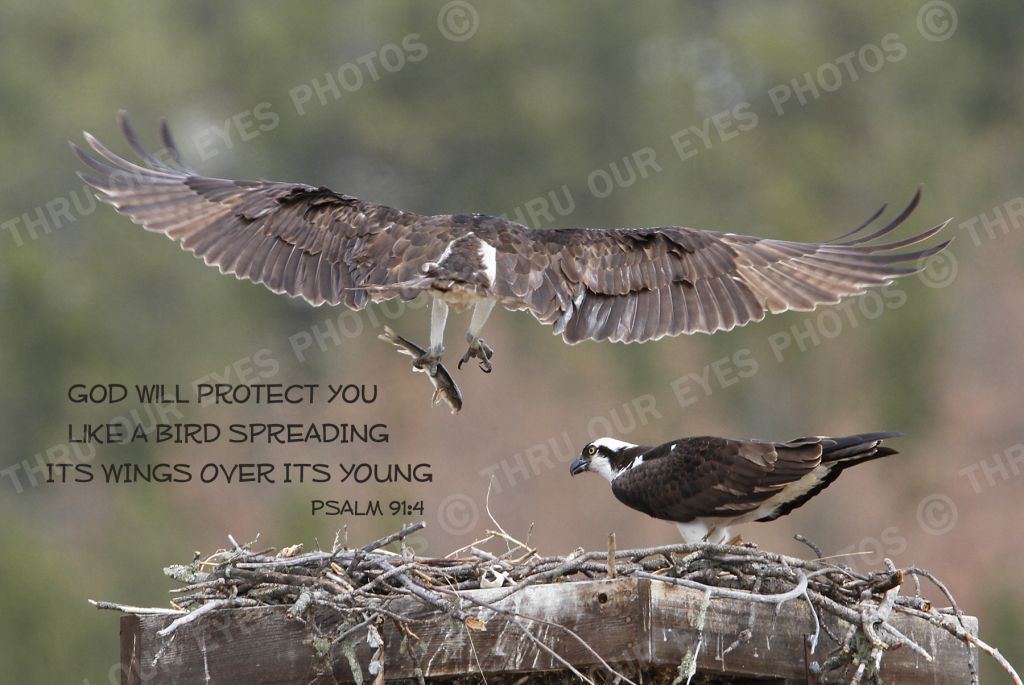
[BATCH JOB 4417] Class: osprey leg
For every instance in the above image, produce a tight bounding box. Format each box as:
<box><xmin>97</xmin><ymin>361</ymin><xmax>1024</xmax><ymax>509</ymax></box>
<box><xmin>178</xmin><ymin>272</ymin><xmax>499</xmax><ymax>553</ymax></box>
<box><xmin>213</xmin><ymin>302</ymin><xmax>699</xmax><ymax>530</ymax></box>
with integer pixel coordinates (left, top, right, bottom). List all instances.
<box><xmin>459</xmin><ymin>299</ymin><xmax>496</xmax><ymax>373</ymax></box>
<box><xmin>412</xmin><ymin>297</ymin><xmax>448</xmax><ymax>376</ymax></box>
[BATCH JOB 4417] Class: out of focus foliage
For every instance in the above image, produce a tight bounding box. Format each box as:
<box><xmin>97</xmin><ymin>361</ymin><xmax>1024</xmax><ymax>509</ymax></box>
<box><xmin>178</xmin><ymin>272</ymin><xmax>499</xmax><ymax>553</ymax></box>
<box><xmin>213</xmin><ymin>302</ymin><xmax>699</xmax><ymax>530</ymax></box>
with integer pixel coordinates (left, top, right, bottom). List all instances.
<box><xmin>1</xmin><ymin>1</ymin><xmax>1023</xmax><ymax>683</ymax></box>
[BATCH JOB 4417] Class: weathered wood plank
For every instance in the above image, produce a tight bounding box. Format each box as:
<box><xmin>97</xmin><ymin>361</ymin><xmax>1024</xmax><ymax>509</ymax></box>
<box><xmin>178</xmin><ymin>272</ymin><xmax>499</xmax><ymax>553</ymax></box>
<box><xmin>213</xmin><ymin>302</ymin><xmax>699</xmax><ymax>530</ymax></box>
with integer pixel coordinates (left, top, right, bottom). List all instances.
<box><xmin>644</xmin><ymin>580</ymin><xmax>978</xmax><ymax>682</ymax></box>
<box><xmin>120</xmin><ymin>615</ymin><xmax>141</xmax><ymax>685</ymax></box>
<box><xmin>121</xmin><ymin>578</ymin><xmax>978</xmax><ymax>684</ymax></box>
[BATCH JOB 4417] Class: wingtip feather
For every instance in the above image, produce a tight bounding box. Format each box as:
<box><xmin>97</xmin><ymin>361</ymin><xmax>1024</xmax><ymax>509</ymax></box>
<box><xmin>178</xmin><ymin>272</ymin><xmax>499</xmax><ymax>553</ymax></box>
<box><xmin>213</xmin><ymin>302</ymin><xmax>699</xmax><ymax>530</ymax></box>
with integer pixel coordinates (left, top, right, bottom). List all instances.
<box><xmin>838</xmin><ymin>188</ymin><xmax>922</xmax><ymax>246</ymax></box>
<box><xmin>159</xmin><ymin>117</ymin><xmax>198</xmax><ymax>174</ymax></box>
<box><xmin>827</xmin><ymin>202</ymin><xmax>888</xmax><ymax>243</ymax></box>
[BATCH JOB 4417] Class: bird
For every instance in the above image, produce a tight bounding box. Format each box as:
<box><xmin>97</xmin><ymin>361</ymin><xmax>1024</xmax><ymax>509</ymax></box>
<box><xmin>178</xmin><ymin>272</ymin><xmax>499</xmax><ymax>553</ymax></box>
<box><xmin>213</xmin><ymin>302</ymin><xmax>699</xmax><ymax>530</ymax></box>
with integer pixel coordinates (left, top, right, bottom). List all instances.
<box><xmin>73</xmin><ymin>112</ymin><xmax>949</xmax><ymax>392</ymax></box>
<box><xmin>569</xmin><ymin>432</ymin><xmax>901</xmax><ymax>544</ymax></box>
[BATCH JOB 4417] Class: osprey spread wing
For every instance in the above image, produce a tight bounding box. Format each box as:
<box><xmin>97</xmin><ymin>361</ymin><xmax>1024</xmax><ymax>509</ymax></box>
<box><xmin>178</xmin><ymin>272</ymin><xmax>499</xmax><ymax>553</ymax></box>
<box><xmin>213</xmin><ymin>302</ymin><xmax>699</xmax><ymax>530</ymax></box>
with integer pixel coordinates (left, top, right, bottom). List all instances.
<box><xmin>74</xmin><ymin>113</ymin><xmax>949</xmax><ymax>400</ymax></box>
<box><xmin>570</xmin><ymin>433</ymin><xmax>901</xmax><ymax>544</ymax></box>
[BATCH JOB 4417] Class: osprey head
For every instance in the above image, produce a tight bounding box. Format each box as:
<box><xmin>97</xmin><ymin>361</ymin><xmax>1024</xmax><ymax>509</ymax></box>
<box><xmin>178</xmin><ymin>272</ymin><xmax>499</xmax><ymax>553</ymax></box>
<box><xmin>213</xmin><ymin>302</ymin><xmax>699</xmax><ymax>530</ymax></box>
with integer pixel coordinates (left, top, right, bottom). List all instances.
<box><xmin>570</xmin><ymin>437</ymin><xmax>637</xmax><ymax>482</ymax></box>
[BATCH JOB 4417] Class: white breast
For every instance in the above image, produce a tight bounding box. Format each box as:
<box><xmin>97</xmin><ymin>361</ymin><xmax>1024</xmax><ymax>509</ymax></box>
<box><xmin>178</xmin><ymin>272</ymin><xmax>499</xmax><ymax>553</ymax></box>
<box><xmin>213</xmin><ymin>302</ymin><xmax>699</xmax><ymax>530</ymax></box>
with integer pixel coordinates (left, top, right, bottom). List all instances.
<box><xmin>477</xmin><ymin>240</ymin><xmax>497</xmax><ymax>287</ymax></box>
<box><xmin>674</xmin><ymin>519</ymin><xmax>731</xmax><ymax>545</ymax></box>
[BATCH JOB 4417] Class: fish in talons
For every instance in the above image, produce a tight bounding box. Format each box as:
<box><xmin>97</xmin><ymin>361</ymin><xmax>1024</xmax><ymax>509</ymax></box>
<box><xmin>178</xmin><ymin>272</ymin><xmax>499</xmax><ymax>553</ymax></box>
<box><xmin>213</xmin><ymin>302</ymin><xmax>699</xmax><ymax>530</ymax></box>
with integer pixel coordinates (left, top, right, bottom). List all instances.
<box><xmin>379</xmin><ymin>326</ymin><xmax>463</xmax><ymax>415</ymax></box>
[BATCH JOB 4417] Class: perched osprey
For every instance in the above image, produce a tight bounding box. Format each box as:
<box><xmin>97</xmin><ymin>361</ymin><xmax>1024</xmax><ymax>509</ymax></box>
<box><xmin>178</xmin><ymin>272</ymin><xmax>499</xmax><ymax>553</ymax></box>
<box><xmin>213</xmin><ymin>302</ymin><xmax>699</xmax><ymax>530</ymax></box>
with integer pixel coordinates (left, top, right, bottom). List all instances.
<box><xmin>569</xmin><ymin>433</ymin><xmax>900</xmax><ymax>544</ymax></box>
<box><xmin>74</xmin><ymin>113</ymin><xmax>948</xmax><ymax>392</ymax></box>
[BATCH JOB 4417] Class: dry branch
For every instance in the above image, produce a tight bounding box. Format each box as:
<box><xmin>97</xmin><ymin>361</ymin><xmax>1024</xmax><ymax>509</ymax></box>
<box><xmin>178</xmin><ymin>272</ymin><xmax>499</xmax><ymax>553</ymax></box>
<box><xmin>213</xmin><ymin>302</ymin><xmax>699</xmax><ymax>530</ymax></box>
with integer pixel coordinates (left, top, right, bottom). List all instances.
<box><xmin>92</xmin><ymin>524</ymin><xmax>1014</xmax><ymax>685</ymax></box>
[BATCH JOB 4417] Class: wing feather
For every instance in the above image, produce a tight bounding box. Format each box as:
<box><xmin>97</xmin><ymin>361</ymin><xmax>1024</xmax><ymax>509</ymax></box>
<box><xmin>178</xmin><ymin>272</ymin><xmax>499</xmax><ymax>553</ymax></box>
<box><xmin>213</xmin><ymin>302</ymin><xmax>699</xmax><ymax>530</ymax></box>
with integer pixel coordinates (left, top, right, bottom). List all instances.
<box><xmin>258</xmin><ymin>239</ymin><xmax>292</xmax><ymax>291</ymax></box>
<box><xmin>494</xmin><ymin>196</ymin><xmax>945</xmax><ymax>344</ymax></box>
<box><xmin>76</xmin><ymin>113</ymin><xmax>437</xmax><ymax>311</ymax></box>
<box><xmin>587</xmin><ymin>295</ymin><xmax>615</xmax><ymax>341</ymax></box>
<box><xmin>681</xmin><ymin>282</ymin><xmax>704</xmax><ymax>334</ymax></box>
<box><xmin>77</xmin><ymin>113</ymin><xmax>948</xmax><ymax>338</ymax></box>
<box><xmin>710</xmin><ymin>275</ymin><xmax>740</xmax><ymax>331</ymax></box>
<box><xmin>609</xmin><ymin>437</ymin><xmax>823</xmax><ymax>523</ymax></box>
<box><xmin>630</xmin><ymin>289</ymin><xmax>655</xmax><ymax>343</ymax></box>
<box><xmin>302</xmin><ymin>252</ymin><xmax>325</xmax><ymax>305</ymax></box>
<box><xmin>279</xmin><ymin>245</ymin><xmax>306</xmax><ymax>296</ymax></box>
<box><xmin>652</xmin><ymin>285</ymin><xmax>672</xmax><ymax>340</ymax></box>
<box><xmin>239</xmin><ymin>233</ymin><xmax>278</xmax><ymax>283</ymax></box>
<box><xmin>667</xmin><ymin>283</ymin><xmax>686</xmax><ymax>337</ymax></box>
<box><xmin>694</xmin><ymin>279</ymin><xmax>721</xmax><ymax>333</ymax></box>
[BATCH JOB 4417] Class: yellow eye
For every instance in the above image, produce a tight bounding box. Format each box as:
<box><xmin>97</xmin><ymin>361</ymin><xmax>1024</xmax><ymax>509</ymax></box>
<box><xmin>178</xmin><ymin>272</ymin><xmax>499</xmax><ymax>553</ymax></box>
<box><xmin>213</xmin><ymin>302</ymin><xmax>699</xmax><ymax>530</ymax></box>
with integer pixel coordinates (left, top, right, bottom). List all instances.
<box><xmin>587</xmin><ymin>446</ymin><xmax>596</xmax><ymax>455</ymax></box>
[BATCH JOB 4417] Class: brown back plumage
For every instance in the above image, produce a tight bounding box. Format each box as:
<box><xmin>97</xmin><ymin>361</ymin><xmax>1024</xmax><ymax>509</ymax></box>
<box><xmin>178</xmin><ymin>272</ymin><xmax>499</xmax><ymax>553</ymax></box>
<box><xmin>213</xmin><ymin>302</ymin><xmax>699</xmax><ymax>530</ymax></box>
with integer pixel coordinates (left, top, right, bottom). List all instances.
<box><xmin>610</xmin><ymin>437</ymin><xmax>821</xmax><ymax>523</ymax></box>
<box><xmin>609</xmin><ymin>433</ymin><xmax>900</xmax><ymax>524</ymax></box>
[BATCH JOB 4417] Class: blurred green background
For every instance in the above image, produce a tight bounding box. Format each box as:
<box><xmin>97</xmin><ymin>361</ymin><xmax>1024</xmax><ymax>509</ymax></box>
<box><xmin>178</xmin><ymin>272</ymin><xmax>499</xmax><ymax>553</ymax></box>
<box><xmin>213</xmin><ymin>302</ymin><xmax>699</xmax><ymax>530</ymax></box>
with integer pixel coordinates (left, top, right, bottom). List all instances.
<box><xmin>1</xmin><ymin>1</ymin><xmax>1023</xmax><ymax>682</ymax></box>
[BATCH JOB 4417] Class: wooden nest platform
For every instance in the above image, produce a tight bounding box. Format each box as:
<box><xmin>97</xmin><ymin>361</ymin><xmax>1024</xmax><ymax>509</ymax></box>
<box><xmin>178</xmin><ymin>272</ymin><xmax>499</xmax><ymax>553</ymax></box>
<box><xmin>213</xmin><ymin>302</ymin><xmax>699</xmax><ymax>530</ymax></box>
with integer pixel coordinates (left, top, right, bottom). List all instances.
<box><xmin>95</xmin><ymin>523</ymin><xmax>1014</xmax><ymax>685</ymax></box>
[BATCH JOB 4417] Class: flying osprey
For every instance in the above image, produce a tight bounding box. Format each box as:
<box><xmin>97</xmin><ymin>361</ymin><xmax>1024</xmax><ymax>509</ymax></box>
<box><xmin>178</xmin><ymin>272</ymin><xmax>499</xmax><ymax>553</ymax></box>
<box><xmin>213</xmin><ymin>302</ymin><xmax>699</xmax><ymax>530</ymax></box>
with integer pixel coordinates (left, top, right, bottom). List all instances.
<box><xmin>73</xmin><ymin>113</ymin><xmax>948</xmax><ymax>398</ymax></box>
<box><xmin>569</xmin><ymin>432</ymin><xmax>900</xmax><ymax>544</ymax></box>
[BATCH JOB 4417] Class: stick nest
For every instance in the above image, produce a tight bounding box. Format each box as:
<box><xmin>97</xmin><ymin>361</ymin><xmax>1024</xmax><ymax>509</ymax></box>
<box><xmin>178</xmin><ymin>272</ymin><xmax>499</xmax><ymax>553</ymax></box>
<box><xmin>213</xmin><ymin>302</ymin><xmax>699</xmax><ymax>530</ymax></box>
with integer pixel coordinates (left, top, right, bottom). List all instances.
<box><xmin>92</xmin><ymin>523</ymin><xmax>1017</xmax><ymax>685</ymax></box>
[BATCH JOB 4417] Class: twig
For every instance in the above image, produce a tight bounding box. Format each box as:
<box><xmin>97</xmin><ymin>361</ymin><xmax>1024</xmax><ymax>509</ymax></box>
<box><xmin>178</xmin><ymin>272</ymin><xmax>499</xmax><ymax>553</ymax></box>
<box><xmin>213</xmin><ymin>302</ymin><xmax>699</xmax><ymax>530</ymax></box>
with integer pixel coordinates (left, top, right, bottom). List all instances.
<box><xmin>331</xmin><ymin>610</ymin><xmax>381</xmax><ymax>646</ymax></box>
<box><xmin>156</xmin><ymin>598</ymin><xmax>258</xmax><ymax>637</ymax></box>
<box><xmin>392</xmin><ymin>617</ymin><xmax>427</xmax><ymax>685</ymax></box>
<box><xmin>358</xmin><ymin>522</ymin><xmax>426</xmax><ymax>555</ymax></box>
<box><xmin>958</xmin><ymin>627</ymin><xmax>1021</xmax><ymax>685</ymax></box>
<box><xmin>89</xmin><ymin>600</ymin><xmax>185</xmax><ymax>615</ymax></box>
<box><xmin>721</xmin><ymin>577</ymin><xmax>760</xmax><ymax>657</ymax></box>
<box><xmin>635</xmin><ymin>569</ymin><xmax>809</xmax><ymax>605</ymax></box>
<box><xmin>899</xmin><ymin>605</ymin><xmax>1020</xmax><ymax>685</ymax></box>
<box><xmin>484</xmin><ymin>479</ymin><xmax>511</xmax><ymax>546</ymax></box>
<box><xmin>485</xmin><ymin>529</ymin><xmax>533</xmax><ymax>555</ymax></box>
<box><xmin>435</xmin><ymin>587</ymin><xmax>617</xmax><ymax>685</ymax></box>
<box><xmin>374</xmin><ymin>558</ymin><xmax>470</xmax><ymax>623</ymax></box>
<box><xmin>794</xmin><ymin>534</ymin><xmax>823</xmax><ymax>559</ymax></box>
<box><xmin>608</xmin><ymin>533</ymin><xmax>617</xmax><ymax>579</ymax></box>
<box><xmin>860</xmin><ymin>559</ymin><xmax>901</xmax><ymax>650</ymax></box>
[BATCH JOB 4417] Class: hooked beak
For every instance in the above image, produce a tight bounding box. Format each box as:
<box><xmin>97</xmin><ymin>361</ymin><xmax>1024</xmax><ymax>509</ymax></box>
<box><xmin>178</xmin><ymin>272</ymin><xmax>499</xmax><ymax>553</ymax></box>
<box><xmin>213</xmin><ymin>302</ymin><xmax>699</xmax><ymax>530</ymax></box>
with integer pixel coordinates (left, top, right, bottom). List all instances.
<box><xmin>569</xmin><ymin>455</ymin><xmax>589</xmax><ymax>477</ymax></box>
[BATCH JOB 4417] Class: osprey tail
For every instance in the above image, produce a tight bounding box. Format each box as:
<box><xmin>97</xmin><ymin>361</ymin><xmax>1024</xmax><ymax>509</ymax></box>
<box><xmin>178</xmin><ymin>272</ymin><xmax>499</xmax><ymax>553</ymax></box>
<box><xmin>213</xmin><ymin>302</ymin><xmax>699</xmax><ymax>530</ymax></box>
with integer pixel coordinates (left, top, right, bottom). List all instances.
<box><xmin>754</xmin><ymin>432</ymin><xmax>903</xmax><ymax>523</ymax></box>
<box><xmin>819</xmin><ymin>431</ymin><xmax>903</xmax><ymax>465</ymax></box>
